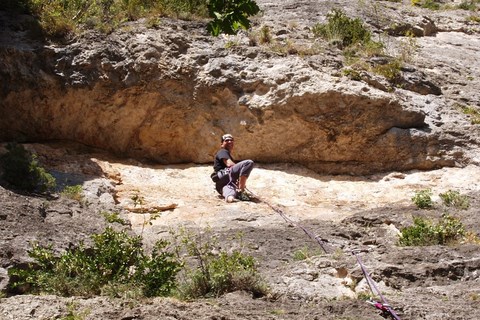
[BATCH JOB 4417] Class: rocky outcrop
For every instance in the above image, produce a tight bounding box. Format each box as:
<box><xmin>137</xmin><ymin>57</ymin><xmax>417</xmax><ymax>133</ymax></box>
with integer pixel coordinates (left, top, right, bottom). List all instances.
<box><xmin>1</xmin><ymin>153</ymin><xmax>480</xmax><ymax>319</ymax></box>
<box><xmin>1</xmin><ymin>1</ymin><xmax>479</xmax><ymax>174</ymax></box>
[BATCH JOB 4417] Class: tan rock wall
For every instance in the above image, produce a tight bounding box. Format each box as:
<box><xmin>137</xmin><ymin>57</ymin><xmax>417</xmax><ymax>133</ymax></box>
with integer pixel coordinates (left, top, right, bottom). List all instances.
<box><xmin>0</xmin><ymin>10</ymin><xmax>475</xmax><ymax>174</ymax></box>
<box><xmin>0</xmin><ymin>79</ymin><xmax>448</xmax><ymax>174</ymax></box>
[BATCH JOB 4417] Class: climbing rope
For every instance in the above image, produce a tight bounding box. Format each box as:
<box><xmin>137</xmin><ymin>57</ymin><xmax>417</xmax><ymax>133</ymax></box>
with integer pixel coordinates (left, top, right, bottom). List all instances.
<box><xmin>246</xmin><ymin>188</ymin><xmax>401</xmax><ymax>320</ymax></box>
<box><xmin>353</xmin><ymin>250</ymin><xmax>401</xmax><ymax>320</ymax></box>
<box><xmin>257</xmin><ymin>193</ymin><xmax>329</xmax><ymax>253</ymax></box>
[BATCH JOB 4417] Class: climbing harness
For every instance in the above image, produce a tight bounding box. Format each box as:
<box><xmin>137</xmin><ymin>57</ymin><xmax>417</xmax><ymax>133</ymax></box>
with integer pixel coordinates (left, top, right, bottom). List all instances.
<box><xmin>217</xmin><ymin>168</ymin><xmax>252</xmax><ymax>201</ymax></box>
<box><xmin>213</xmin><ymin>167</ymin><xmax>233</xmax><ymax>190</ymax></box>
<box><xmin>246</xmin><ymin>188</ymin><xmax>402</xmax><ymax>320</ymax></box>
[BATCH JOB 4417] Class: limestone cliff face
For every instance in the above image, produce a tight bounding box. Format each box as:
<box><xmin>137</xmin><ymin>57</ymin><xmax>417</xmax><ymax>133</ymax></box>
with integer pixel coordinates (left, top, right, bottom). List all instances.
<box><xmin>1</xmin><ymin>1</ymin><xmax>479</xmax><ymax>174</ymax></box>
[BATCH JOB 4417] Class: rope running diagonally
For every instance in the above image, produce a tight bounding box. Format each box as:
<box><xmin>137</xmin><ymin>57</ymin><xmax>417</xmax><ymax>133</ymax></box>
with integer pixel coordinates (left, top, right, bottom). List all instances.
<box><xmin>246</xmin><ymin>187</ymin><xmax>401</xmax><ymax>320</ymax></box>
<box><xmin>256</xmin><ymin>192</ymin><xmax>329</xmax><ymax>253</ymax></box>
<box><xmin>353</xmin><ymin>250</ymin><xmax>402</xmax><ymax>320</ymax></box>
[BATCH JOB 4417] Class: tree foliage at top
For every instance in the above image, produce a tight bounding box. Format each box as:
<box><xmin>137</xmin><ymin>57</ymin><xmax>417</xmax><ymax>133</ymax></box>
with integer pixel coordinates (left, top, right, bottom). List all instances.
<box><xmin>0</xmin><ymin>0</ymin><xmax>261</xmax><ymax>38</ymax></box>
<box><xmin>207</xmin><ymin>0</ymin><xmax>260</xmax><ymax>36</ymax></box>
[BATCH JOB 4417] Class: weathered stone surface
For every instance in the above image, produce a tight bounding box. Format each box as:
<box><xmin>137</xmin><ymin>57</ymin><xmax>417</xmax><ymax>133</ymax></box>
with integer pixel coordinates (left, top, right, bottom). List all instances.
<box><xmin>1</xmin><ymin>142</ymin><xmax>480</xmax><ymax>319</ymax></box>
<box><xmin>1</xmin><ymin>2</ymin><xmax>480</xmax><ymax>317</ymax></box>
<box><xmin>1</xmin><ymin>1</ymin><xmax>479</xmax><ymax>174</ymax></box>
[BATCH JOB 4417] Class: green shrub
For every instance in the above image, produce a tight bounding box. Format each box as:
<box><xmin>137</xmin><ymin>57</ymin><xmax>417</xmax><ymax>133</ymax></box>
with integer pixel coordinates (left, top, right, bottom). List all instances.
<box><xmin>101</xmin><ymin>211</ymin><xmax>129</xmax><ymax>225</ymax></box>
<box><xmin>468</xmin><ymin>15</ymin><xmax>480</xmax><ymax>23</ymax></box>
<box><xmin>176</xmin><ymin>229</ymin><xmax>268</xmax><ymax>299</ymax></box>
<box><xmin>461</xmin><ymin>105</ymin><xmax>480</xmax><ymax>124</ymax></box>
<box><xmin>342</xmin><ymin>68</ymin><xmax>362</xmax><ymax>81</ymax></box>
<box><xmin>61</xmin><ymin>185</ymin><xmax>84</xmax><ymax>202</ymax></box>
<box><xmin>1</xmin><ymin>143</ymin><xmax>56</xmax><ymax>193</ymax></box>
<box><xmin>162</xmin><ymin>0</ymin><xmax>209</xmax><ymax>16</ymax></box>
<box><xmin>8</xmin><ymin>227</ymin><xmax>181</xmax><ymax>297</ymax></box>
<box><xmin>411</xmin><ymin>0</ymin><xmax>441</xmax><ymax>10</ymax></box>
<box><xmin>139</xmin><ymin>239</ymin><xmax>183</xmax><ymax>297</ymax></box>
<box><xmin>14</xmin><ymin>0</ymin><xmax>261</xmax><ymax>38</ymax></box>
<box><xmin>373</xmin><ymin>59</ymin><xmax>403</xmax><ymax>81</ymax></box>
<box><xmin>411</xmin><ymin>189</ymin><xmax>433</xmax><ymax>209</ymax></box>
<box><xmin>439</xmin><ymin>190</ymin><xmax>470</xmax><ymax>210</ymax></box>
<box><xmin>12</xmin><ymin>0</ymin><xmax>210</xmax><ymax>38</ymax></box>
<box><xmin>312</xmin><ymin>9</ymin><xmax>373</xmax><ymax>48</ymax></box>
<box><xmin>457</xmin><ymin>0</ymin><xmax>480</xmax><ymax>11</ymax></box>
<box><xmin>59</xmin><ymin>302</ymin><xmax>90</xmax><ymax>320</ymax></box>
<box><xmin>398</xmin><ymin>214</ymin><xmax>467</xmax><ymax>246</ymax></box>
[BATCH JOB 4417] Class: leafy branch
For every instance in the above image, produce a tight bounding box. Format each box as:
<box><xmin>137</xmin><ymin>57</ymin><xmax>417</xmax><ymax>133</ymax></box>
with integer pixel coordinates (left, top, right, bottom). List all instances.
<box><xmin>207</xmin><ymin>0</ymin><xmax>260</xmax><ymax>36</ymax></box>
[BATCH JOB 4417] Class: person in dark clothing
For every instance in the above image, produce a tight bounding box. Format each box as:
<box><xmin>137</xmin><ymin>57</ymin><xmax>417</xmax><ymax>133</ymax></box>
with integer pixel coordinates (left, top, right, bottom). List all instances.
<box><xmin>213</xmin><ymin>133</ymin><xmax>254</xmax><ymax>202</ymax></box>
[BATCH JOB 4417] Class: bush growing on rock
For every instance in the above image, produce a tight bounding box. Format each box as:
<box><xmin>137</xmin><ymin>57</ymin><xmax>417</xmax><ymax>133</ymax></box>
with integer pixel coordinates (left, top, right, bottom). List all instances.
<box><xmin>312</xmin><ymin>9</ymin><xmax>374</xmax><ymax>49</ymax></box>
<box><xmin>398</xmin><ymin>214</ymin><xmax>468</xmax><ymax>246</ymax></box>
<box><xmin>8</xmin><ymin>227</ymin><xmax>181</xmax><ymax>297</ymax></box>
<box><xmin>1</xmin><ymin>0</ymin><xmax>260</xmax><ymax>38</ymax></box>
<box><xmin>460</xmin><ymin>105</ymin><xmax>480</xmax><ymax>124</ymax></box>
<box><xmin>7</xmin><ymin>226</ymin><xmax>267</xmax><ymax>300</ymax></box>
<box><xmin>173</xmin><ymin>228</ymin><xmax>269</xmax><ymax>299</ymax></box>
<box><xmin>0</xmin><ymin>142</ymin><xmax>56</xmax><ymax>193</ymax></box>
<box><xmin>411</xmin><ymin>0</ymin><xmax>441</xmax><ymax>10</ymax></box>
<box><xmin>61</xmin><ymin>184</ymin><xmax>84</xmax><ymax>202</ymax></box>
<box><xmin>457</xmin><ymin>0</ymin><xmax>480</xmax><ymax>11</ymax></box>
<box><xmin>439</xmin><ymin>190</ymin><xmax>470</xmax><ymax>210</ymax></box>
<box><xmin>0</xmin><ymin>0</ymin><xmax>210</xmax><ymax>37</ymax></box>
<box><xmin>411</xmin><ymin>188</ymin><xmax>434</xmax><ymax>209</ymax></box>
<box><xmin>411</xmin><ymin>189</ymin><xmax>471</xmax><ymax>210</ymax></box>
